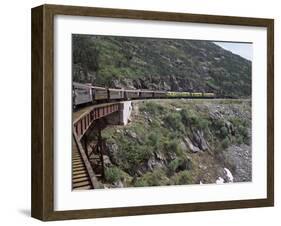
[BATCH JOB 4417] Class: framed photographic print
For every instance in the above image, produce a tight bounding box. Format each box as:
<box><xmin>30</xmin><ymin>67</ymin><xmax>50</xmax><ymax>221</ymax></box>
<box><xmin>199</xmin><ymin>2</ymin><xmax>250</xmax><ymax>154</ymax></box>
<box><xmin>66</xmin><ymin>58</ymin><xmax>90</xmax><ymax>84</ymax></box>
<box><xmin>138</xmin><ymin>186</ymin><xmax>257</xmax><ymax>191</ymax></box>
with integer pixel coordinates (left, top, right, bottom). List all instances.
<box><xmin>31</xmin><ymin>4</ymin><xmax>274</xmax><ymax>221</ymax></box>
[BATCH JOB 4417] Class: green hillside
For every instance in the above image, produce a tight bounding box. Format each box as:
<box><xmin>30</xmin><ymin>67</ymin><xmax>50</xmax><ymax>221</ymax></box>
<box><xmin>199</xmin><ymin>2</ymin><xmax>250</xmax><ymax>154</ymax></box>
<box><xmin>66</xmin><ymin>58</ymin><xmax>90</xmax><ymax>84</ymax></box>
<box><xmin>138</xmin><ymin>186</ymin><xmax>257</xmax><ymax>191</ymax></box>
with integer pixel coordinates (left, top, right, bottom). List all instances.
<box><xmin>72</xmin><ymin>34</ymin><xmax>252</xmax><ymax>98</ymax></box>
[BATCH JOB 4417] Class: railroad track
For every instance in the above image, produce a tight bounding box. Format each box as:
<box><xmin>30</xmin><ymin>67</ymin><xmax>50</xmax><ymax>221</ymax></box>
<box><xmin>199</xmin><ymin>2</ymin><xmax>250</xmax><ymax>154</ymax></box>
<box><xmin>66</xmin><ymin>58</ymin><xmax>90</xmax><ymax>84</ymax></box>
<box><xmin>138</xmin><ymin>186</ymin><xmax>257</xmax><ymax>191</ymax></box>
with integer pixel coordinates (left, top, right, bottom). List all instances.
<box><xmin>72</xmin><ymin>139</ymin><xmax>93</xmax><ymax>190</ymax></box>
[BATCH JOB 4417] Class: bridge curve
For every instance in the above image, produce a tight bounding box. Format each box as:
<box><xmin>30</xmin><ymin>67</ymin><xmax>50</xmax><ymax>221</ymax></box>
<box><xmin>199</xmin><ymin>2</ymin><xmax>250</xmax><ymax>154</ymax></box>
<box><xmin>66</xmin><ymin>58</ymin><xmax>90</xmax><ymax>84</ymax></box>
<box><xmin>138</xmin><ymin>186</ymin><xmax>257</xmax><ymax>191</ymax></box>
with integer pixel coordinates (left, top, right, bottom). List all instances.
<box><xmin>72</xmin><ymin>89</ymin><xmax>219</xmax><ymax>189</ymax></box>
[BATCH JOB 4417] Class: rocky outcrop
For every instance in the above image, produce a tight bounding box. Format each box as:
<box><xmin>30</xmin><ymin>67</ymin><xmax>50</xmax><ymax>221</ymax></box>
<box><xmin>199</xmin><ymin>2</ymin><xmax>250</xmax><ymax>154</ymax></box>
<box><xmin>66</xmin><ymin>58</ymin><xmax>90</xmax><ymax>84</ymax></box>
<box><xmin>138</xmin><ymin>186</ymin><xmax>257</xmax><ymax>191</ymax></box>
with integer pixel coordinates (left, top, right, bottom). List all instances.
<box><xmin>182</xmin><ymin>130</ymin><xmax>209</xmax><ymax>153</ymax></box>
<box><xmin>192</xmin><ymin>130</ymin><xmax>209</xmax><ymax>151</ymax></box>
<box><xmin>222</xmin><ymin>144</ymin><xmax>252</xmax><ymax>182</ymax></box>
<box><xmin>105</xmin><ymin>142</ymin><xmax>119</xmax><ymax>165</ymax></box>
<box><xmin>183</xmin><ymin>137</ymin><xmax>200</xmax><ymax>153</ymax></box>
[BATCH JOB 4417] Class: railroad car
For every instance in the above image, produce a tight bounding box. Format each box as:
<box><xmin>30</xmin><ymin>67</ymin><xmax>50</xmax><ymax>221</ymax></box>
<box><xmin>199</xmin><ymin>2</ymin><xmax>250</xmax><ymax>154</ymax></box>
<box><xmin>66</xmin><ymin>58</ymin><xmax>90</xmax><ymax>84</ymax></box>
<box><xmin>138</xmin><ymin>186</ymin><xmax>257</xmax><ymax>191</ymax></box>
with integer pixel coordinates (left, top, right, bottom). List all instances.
<box><xmin>108</xmin><ymin>88</ymin><xmax>124</xmax><ymax>100</ymax></box>
<box><xmin>203</xmin><ymin>92</ymin><xmax>215</xmax><ymax>98</ymax></box>
<box><xmin>154</xmin><ymin>91</ymin><xmax>167</xmax><ymax>98</ymax></box>
<box><xmin>191</xmin><ymin>92</ymin><xmax>203</xmax><ymax>97</ymax></box>
<box><xmin>93</xmin><ymin>86</ymin><xmax>108</xmax><ymax>101</ymax></box>
<box><xmin>72</xmin><ymin>82</ymin><xmax>216</xmax><ymax>109</ymax></box>
<box><xmin>73</xmin><ymin>82</ymin><xmax>93</xmax><ymax>107</ymax></box>
<box><xmin>124</xmin><ymin>90</ymin><xmax>140</xmax><ymax>99</ymax></box>
<box><xmin>140</xmin><ymin>90</ymin><xmax>154</xmax><ymax>98</ymax></box>
<box><xmin>167</xmin><ymin>91</ymin><xmax>192</xmax><ymax>97</ymax></box>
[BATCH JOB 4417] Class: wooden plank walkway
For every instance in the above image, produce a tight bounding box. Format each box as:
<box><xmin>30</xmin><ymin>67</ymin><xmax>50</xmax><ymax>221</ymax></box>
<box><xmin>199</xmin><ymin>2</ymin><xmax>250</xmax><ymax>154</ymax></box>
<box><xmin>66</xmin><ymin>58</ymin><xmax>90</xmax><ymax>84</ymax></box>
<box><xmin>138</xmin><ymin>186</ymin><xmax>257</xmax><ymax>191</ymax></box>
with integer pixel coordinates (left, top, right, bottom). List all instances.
<box><xmin>72</xmin><ymin>139</ymin><xmax>92</xmax><ymax>190</ymax></box>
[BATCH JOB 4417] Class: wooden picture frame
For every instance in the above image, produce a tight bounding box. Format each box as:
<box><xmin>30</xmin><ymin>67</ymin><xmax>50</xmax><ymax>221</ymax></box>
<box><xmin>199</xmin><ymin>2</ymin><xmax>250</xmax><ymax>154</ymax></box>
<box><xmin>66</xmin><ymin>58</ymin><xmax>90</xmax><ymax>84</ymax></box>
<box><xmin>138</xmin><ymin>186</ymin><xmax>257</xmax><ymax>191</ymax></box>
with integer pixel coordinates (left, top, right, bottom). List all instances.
<box><xmin>31</xmin><ymin>4</ymin><xmax>274</xmax><ymax>221</ymax></box>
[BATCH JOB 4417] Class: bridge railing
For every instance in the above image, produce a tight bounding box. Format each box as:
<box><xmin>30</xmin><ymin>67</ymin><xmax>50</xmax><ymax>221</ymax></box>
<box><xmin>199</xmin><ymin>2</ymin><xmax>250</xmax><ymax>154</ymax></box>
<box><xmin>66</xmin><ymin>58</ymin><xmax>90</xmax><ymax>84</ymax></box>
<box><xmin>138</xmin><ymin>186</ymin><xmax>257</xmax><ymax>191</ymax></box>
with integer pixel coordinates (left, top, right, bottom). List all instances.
<box><xmin>73</xmin><ymin>103</ymin><xmax>120</xmax><ymax>141</ymax></box>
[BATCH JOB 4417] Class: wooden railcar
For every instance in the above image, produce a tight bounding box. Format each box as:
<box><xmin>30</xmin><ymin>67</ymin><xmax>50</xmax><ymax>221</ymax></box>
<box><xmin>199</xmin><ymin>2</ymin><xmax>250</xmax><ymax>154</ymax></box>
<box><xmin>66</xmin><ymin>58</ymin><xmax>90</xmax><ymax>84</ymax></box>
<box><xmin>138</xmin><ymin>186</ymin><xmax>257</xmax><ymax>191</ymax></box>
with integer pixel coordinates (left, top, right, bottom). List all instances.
<box><xmin>167</xmin><ymin>91</ymin><xmax>192</xmax><ymax>97</ymax></box>
<box><xmin>108</xmin><ymin>88</ymin><xmax>124</xmax><ymax>100</ymax></box>
<box><xmin>93</xmin><ymin>86</ymin><xmax>108</xmax><ymax>100</ymax></box>
<box><xmin>191</xmin><ymin>92</ymin><xmax>203</xmax><ymax>97</ymax></box>
<box><xmin>72</xmin><ymin>82</ymin><xmax>217</xmax><ymax>110</ymax></box>
<box><xmin>124</xmin><ymin>90</ymin><xmax>140</xmax><ymax>99</ymax></box>
<box><xmin>140</xmin><ymin>90</ymin><xmax>154</xmax><ymax>98</ymax></box>
<box><xmin>73</xmin><ymin>82</ymin><xmax>93</xmax><ymax>106</ymax></box>
<box><xmin>203</xmin><ymin>92</ymin><xmax>216</xmax><ymax>98</ymax></box>
<box><xmin>154</xmin><ymin>91</ymin><xmax>167</xmax><ymax>98</ymax></box>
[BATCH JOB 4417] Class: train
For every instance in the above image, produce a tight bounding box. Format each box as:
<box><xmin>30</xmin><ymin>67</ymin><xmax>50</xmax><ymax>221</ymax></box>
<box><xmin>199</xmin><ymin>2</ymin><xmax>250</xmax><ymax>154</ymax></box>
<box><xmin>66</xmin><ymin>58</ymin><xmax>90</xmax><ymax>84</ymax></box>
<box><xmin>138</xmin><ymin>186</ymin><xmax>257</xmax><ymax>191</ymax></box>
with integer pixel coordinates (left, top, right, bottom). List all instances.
<box><xmin>72</xmin><ymin>82</ymin><xmax>215</xmax><ymax>108</ymax></box>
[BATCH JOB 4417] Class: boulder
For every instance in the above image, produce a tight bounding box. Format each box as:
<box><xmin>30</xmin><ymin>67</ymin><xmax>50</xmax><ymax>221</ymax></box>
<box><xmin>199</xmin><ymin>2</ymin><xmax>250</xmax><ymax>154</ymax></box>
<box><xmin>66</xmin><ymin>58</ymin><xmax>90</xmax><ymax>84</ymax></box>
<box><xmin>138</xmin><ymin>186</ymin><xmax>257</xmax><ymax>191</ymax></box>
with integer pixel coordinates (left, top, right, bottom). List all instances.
<box><xmin>113</xmin><ymin>180</ymin><xmax>124</xmax><ymax>188</ymax></box>
<box><xmin>155</xmin><ymin>151</ymin><xmax>166</xmax><ymax>161</ymax></box>
<box><xmin>169</xmin><ymin>74</ymin><xmax>180</xmax><ymax>90</ymax></box>
<box><xmin>103</xmin><ymin>155</ymin><xmax>112</xmax><ymax>167</ymax></box>
<box><xmin>147</xmin><ymin>157</ymin><xmax>165</xmax><ymax>171</ymax></box>
<box><xmin>179</xmin><ymin>141</ymin><xmax>188</xmax><ymax>152</ymax></box>
<box><xmin>193</xmin><ymin>130</ymin><xmax>209</xmax><ymax>151</ymax></box>
<box><xmin>183</xmin><ymin>137</ymin><xmax>200</xmax><ymax>153</ymax></box>
<box><xmin>138</xmin><ymin>155</ymin><xmax>165</xmax><ymax>174</ymax></box>
<box><xmin>126</xmin><ymin>130</ymin><xmax>137</xmax><ymax>139</ymax></box>
<box><xmin>105</xmin><ymin>142</ymin><xmax>119</xmax><ymax>165</ymax></box>
<box><xmin>111</xmin><ymin>79</ymin><xmax>123</xmax><ymax>88</ymax></box>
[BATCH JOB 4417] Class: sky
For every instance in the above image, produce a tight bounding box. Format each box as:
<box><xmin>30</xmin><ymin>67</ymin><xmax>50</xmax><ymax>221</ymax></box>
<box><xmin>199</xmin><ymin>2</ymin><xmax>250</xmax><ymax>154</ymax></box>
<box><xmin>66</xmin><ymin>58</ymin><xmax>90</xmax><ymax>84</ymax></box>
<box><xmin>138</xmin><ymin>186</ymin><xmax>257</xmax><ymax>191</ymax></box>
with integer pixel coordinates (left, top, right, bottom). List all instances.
<box><xmin>213</xmin><ymin>42</ymin><xmax>253</xmax><ymax>61</ymax></box>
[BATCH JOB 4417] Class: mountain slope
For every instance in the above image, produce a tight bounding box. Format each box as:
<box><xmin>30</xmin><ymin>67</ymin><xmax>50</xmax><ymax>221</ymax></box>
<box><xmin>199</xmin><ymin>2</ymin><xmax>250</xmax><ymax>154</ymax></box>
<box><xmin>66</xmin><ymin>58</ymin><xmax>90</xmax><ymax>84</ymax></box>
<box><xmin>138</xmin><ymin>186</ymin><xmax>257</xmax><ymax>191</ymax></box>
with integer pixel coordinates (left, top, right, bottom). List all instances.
<box><xmin>72</xmin><ymin>35</ymin><xmax>252</xmax><ymax>98</ymax></box>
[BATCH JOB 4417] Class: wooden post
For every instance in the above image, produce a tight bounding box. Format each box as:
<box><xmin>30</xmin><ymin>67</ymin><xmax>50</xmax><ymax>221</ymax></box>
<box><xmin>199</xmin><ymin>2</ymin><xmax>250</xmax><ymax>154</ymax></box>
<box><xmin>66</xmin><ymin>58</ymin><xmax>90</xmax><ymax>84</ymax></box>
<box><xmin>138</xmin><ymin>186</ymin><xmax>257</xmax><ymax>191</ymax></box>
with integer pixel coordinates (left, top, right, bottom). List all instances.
<box><xmin>98</xmin><ymin>126</ymin><xmax>105</xmax><ymax>178</ymax></box>
<box><xmin>84</xmin><ymin>136</ymin><xmax>88</xmax><ymax>158</ymax></box>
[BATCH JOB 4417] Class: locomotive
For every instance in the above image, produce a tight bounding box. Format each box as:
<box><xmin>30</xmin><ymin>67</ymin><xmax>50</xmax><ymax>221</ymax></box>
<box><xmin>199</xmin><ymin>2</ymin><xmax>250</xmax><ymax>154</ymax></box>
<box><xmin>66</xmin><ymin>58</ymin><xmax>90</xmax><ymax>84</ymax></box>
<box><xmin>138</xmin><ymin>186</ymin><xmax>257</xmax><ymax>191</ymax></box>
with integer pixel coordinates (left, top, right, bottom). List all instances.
<box><xmin>72</xmin><ymin>82</ymin><xmax>215</xmax><ymax>108</ymax></box>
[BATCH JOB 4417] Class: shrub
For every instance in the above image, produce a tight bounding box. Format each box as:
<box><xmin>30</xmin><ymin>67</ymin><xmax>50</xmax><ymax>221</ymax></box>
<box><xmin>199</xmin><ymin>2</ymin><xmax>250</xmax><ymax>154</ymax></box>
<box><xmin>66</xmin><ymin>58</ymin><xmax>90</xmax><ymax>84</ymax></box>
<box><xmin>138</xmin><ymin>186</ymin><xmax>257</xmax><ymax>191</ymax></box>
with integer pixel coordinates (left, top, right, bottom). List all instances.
<box><xmin>141</xmin><ymin>102</ymin><xmax>164</xmax><ymax>115</ymax></box>
<box><xmin>147</xmin><ymin>131</ymin><xmax>161</xmax><ymax>149</ymax></box>
<box><xmin>220</xmin><ymin>126</ymin><xmax>228</xmax><ymax>138</ymax></box>
<box><xmin>180</xmin><ymin>109</ymin><xmax>209</xmax><ymax>131</ymax></box>
<box><xmin>116</xmin><ymin>140</ymin><xmax>153</xmax><ymax>175</ymax></box>
<box><xmin>221</xmin><ymin>137</ymin><xmax>230</xmax><ymax>149</ymax></box>
<box><xmin>172</xmin><ymin>171</ymin><xmax>192</xmax><ymax>185</ymax></box>
<box><xmin>164</xmin><ymin>139</ymin><xmax>184</xmax><ymax>158</ymax></box>
<box><xmin>237</xmin><ymin>125</ymin><xmax>248</xmax><ymax>138</ymax></box>
<box><xmin>180</xmin><ymin>109</ymin><xmax>190</xmax><ymax>125</ymax></box>
<box><xmin>197</xmin><ymin>119</ymin><xmax>210</xmax><ymax>130</ymax></box>
<box><xmin>167</xmin><ymin>158</ymin><xmax>183</xmax><ymax>176</ymax></box>
<box><xmin>134</xmin><ymin>169</ymin><xmax>168</xmax><ymax>187</ymax></box>
<box><xmin>236</xmin><ymin>135</ymin><xmax>243</xmax><ymax>145</ymax></box>
<box><xmin>105</xmin><ymin>166</ymin><xmax>124</xmax><ymax>183</ymax></box>
<box><xmin>167</xmin><ymin>157</ymin><xmax>192</xmax><ymax>175</ymax></box>
<box><xmin>229</xmin><ymin>117</ymin><xmax>250</xmax><ymax>145</ymax></box>
<box><xmin>212</xmin><ymin>118</ymin><xmax>225</xmax><ymax>130</ymax></box>
<box><xmin>164</xmin><ymin>112</ymin><xmax>184</xmax><ymax>132</ymax></box>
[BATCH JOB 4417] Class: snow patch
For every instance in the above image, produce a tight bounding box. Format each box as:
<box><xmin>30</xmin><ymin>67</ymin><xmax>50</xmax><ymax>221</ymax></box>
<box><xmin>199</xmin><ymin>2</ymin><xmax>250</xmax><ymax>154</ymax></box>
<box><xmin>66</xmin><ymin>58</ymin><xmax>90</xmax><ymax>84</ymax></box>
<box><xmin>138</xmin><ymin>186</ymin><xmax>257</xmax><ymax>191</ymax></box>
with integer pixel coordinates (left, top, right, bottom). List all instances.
<box><xmin>216</xmin><ymin>177</ymin><xmax>224</xmax><ymax>184</ymax></box>
<box><xmin>224</xmin><ymin>167</ymin><xmax>234</xmax><ymax>183</ymax></box>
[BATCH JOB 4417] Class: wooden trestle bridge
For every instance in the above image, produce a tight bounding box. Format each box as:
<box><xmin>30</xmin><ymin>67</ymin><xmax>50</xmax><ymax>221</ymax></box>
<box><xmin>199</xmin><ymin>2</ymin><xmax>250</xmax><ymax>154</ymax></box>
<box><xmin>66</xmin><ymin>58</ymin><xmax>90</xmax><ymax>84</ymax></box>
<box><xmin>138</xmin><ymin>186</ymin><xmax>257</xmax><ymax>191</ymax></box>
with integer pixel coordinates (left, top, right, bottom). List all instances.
<box><xmin>72</xmin><ymin>93</ymin><xmax>219</xmax><ymax>190</ymax></box>
<box><xmin>72</xmin><ymin>102</ymin><xmax>122</xmax><ymax>190</ymax></box>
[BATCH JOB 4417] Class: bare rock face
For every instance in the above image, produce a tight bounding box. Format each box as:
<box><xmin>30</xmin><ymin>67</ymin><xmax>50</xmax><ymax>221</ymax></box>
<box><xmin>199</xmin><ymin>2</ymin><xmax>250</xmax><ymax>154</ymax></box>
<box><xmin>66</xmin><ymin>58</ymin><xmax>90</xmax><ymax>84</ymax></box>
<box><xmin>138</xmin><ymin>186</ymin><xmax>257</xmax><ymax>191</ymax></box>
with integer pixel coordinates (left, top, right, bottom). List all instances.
<box><xmin>183</xmin><ymin>129</ymin><xmax>209</xmax><ymax>153</ymax></box>
<box><xmin>126</xmin><ymin>130</ymin><xmax>137</xmax><ymax>139</ymax></box>
<box><xmin>112</xmin><ymin>180</ymin><xmax>124</xmax><ymax>188</ymax></box>
<box><xmin>137</xmin><ymin>154</ymin><xmax>166</xmax><ymax>176</ymax></box>
<box><xmin>193</xmin><ymin>130</ymin><xmax>209</xmax><ymax>151</ymax></box>
<box><xmin>222</xmin><ymin>144</ymin><xmax>252</xmax><ymax>182</ymax></box>
<box><xmin>169</xmin><ymin>75</ymin><xmax>180</xmax><ymax>91</ymax></box>
<box><xmin>147</xmin><ymin>156</ymin><xmax>166</xmax><ymax>171</ymax></box>
<box><xmin>102</xmin><ymin>155</ymin><xmax>113</xmax><ymax>167</ymax></box>
<box><xmin>179</xmin><ymin>141</ymin><xmax>189</xmax><ymax>152</ymax></box>
<box><xmin>183</xmin><ymin>137</ymin><xmax>200</xmax><ymax>153</ymax></box>
<box><xmin>105</xmin><ymin>142</ymin><xmax>119</xmax><ymax>165</ymax></box>
<box><xmin>111</xmin><ymin>79</ymin><xmax>123</xmax><ymax>88</ymax></box>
